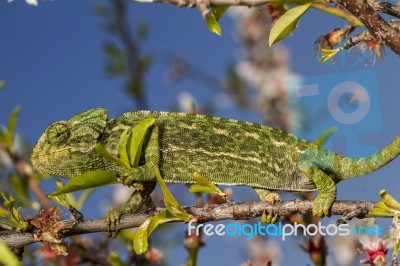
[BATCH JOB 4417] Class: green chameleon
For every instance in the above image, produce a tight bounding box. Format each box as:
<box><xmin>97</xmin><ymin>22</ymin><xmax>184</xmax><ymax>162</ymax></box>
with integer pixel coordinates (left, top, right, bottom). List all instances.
<box><xmin>31</xmin><ymin>108</ymin><xmax>400</xmax><ymax>224</ymax></box>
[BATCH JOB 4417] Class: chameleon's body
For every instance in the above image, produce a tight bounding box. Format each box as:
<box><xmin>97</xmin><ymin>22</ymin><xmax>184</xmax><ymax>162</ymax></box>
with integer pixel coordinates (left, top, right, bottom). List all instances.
<box><xmin>31</xmin><ymin>109</ymin><xmax>400</xmax><ymax>219</ymax></box>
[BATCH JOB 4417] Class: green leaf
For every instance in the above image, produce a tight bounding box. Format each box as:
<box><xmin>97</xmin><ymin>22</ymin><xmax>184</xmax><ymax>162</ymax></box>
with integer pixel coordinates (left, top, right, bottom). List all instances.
<box><xmin>128</xmin><ymin>118</ymin><xmax>155</xmax><ymax>167</ymax></box>
<box><xmin>48</xmin><ymin>180</ymin><xmax>71</xmax><ymax>208</ymax></box>
<box><xmin>118</xmin><ymin>129</ymin><xmax>130</xmax><ymax>167</ymax></box>
<box><xmin>1</xmin><ymin>192</ymin><xmax>16</xmax><ymax>211</ymax></box>
<box><xmin>213</xmin><ymin>6</ymin><xmax>229</xmax><ymax>21</ymax></box>
<box><xmin>0</xmin><ymin>207</ymin><xmax>7</xmax><ymax>218</ymax></box>
<box><xmin>0</xmin><ymin>81</ymin><xmax>5</xmax><ymax>89</ymax></box>
<box><xmin>9</xmin><ymin>173</ymin><xmax>29</xmax><ymax>200</ymax></box>
<box><xmin>155</xmin><ymin>169</ymin><xmax>192</xmax><ymax>221</ymax></box>
<box><xmin>117</xmin><ymin>230</ymin><xmax>135</xmax><ymax>246</ymax></box>
<box><xmin>95</xmin><ymin>143</ymin><xmax>130</xmax><ymax>169</ymax></box>
<box><xmin>369</xmin><ymin>208</ymin><xmax>398</xmax><ymax>217</ymax></box>
<box><xmin>51</xmin><ymin>170</ymin><xmax>118</xmax><ymax>196</ymax></box>
<box><xmin>369</xmin><ymin>190</ymin><xmax>400</xmax><ymax>217</ymax></box>
<box><xmin>0</xmin><ymin>192</ymin><xmax>27</xmax><ymax>230</ymax></box>
<box><xmin>380</xmin><ymin>189</ymin><xmax>400</xmax><ymax>210</ymax></box>
<box><xmin>189</xmin><ymin>172</ymin><xmax>225</xmax><ymax>196</ymax></box>
<box><xmin>109</xmin><ymin>252</ymin><xmax>124</xmax><ymax>266</ymax></box>
<box><xmin>133</xmin><ymin>209</ymin><xmax>182</xmax><ymax>254</ymax></box>
<box><xmin>188</xmin><ymin>184</ymin><xmax>218</xmax><ymax>195</ymax></box>
<box><xmin>0</xmin><ymin>241</ymin><xmax>22</xmax><ymax>266</ymax></box>
<box><xmin>75</xmin><ymin>188</ymin><xmax>94</xmax><ymax>210</ymax></box>
<box><xmin>376</xmin><ymin>201</ymin><xmax>391</xmax><ymax>211</ymax></box>
<box><xmin>206</xmin><ymin>15</ymin><xmax>221</xmax><ymax>36</ymax></box>
<box><xmin>319</xmin><ymin>48</ymin><xmax>340</xmax><ymax>63</ymax></box>
<box><xmin>206</xmin><ymin>7</ymin><xmax>229</xmax><ymax>36</ymax></box>
<box><xmin>5</xmin><ymin>106</ymin><xmax>21</xmax><ymax>151</ymax></box>
<box><xmin>269</xmin><ymin>2</ymin><xmax>312</xmax><ymax>46</ymax></box>
<box><xmin>395</xmin><ymin>242</ymin><xmax>400</xmax><ymax>255</ymax></box>
<box><xmin>0</xmin><ymin>129</ymin><xmax>5</xmax><ymax>143</ymax></box>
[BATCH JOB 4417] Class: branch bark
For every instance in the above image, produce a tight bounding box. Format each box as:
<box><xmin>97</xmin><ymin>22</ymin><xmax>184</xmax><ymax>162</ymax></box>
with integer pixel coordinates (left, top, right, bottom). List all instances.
<box><xmin>0</xmin><ymin>200</ymin><xmax>378</xmax><ymax>249</ymax></box>
<box><xmin>154</xmin><ymin>0</ymin><xmax>400</xmax><ymax>55</ymax></box>
<box><xmin>335</xmin><ymin>0</ymin><xmax>400</xmax><ymax>55</ymax></box>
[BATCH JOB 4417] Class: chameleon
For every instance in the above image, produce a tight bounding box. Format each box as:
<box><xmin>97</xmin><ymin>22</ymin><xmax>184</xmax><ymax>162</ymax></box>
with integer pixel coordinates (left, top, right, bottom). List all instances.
<box><xmin>31</xmin><ymin>108</ymin><xmax>400</xmax><ymax>224</ymax></box>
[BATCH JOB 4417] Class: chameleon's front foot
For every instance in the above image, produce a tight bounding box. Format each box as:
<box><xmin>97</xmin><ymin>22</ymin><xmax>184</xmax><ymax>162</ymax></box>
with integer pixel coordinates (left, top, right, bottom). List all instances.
<box><xmin>104</xmin><ymin>183</ymin><xmax>155</xmax><ymax>237</ymax></box>
<box><xmin>312</xmin><ymin>193</ymin><xmax>335</xmax><ymax>217</ymax></box>
<box><xmin>105</xmin><ymin>208</ymin><xmax>123</xmax><ymax>238</ymax></box>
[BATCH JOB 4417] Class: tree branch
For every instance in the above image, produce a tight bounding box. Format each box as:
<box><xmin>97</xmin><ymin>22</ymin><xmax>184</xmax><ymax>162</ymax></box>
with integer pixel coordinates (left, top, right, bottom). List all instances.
<box><xmin>335</xmin><ymin>0</ymin><xmax>400</xmax><ymax>55</ymax></box>
<box><xmin>368</xmin><ymin>0</ymin><xmax>400</xmax><ymax>19</ymax></box>
<box><xmin>157</xmin><ymin>0</ymin><xmax>267</xmax><ymax>7</ymax></box>
<box><xmin>110</xmin><ymin>0</ymin><xmax>149</xmax><ymax>109</ymax></box>
<box><xmin>0</xmin><ymin>200</ymin><xmax>378</xmax><ymax>249</ymax></box>
<box><xmin>154</xmin><ymin>0</ymin><xmax>400</xmax><ymax>55</ymax></box>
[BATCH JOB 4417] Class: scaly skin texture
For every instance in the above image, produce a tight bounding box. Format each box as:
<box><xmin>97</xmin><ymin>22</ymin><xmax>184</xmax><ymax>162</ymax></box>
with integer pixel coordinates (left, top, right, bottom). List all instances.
<box><xmin>31</xmin><ymin>108</ymin><xmax>400</xmax><ymax>218</ymax></box>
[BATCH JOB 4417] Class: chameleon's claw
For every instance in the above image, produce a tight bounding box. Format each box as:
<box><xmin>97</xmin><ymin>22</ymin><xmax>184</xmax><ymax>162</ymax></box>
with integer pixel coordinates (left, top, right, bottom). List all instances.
<box><xmin>261</xmin><ymin>211</ymin><xmax>279</xmax><ymax>224</ymax></box>
<box><xmin>105</xmin><ymin>208</ymin><xmax>123</xmax><ymax>237</ymax></box>
<box><xmin>312</xmin><ymin>193</ymin><xmax>335</xmax><ymax>217</ymax></box>
<box><xmin>256</xmin><ymin>190</ymin><xmax>282</xmax><ymax>224</ymax></box>
<box><xmin>107</xmin><ymin>229</ymin><xmax>119</xmax><ymax>238</ymax></box>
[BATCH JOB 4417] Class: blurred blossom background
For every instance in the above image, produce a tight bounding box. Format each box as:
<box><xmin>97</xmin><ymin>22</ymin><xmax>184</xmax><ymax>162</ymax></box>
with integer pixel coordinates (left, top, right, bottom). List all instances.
<box><xmin>2</xmin><ymin>1</ymin><xmax>400</xmax><ymax>265</ymax></box>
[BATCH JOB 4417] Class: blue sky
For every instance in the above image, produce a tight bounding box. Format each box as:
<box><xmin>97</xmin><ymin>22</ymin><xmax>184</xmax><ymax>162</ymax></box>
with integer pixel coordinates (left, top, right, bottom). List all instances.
<box><xmin>2</xmin><ymin>1</ymin><xmax>400</xmax><ymax>265</ymax></box>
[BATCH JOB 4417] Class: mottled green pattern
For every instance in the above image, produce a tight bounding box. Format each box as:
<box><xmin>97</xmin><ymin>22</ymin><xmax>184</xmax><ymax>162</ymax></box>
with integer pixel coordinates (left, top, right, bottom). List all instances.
<box><xmin>31</xmin><ymin>109</ymin><xmax>108</xmax><ymax>179</ymax></box>
<box><xmin>31</xmin><ymin>108</ymin><xmax>400</xmax><ymax>195</ymax></box>
<box><xmin>101</xmin><ymin>111</ymin><xmax>317</xmax><ymax>191</ymax></box>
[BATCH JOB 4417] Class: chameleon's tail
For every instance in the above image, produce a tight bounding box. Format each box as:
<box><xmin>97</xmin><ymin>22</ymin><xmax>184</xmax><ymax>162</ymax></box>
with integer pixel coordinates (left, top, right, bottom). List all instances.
<box><xmin>334</xmin><ymin>135</ymin><xmax>400</xmax><ymax>180</ymax></box>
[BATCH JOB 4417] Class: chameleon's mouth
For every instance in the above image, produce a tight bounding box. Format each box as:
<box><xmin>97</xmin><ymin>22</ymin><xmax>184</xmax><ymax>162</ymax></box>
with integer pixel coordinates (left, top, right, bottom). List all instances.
<box><xmin>30</xmin><ymin>147</ymin><xmax>72</xmax><ymax>175</ymax></box>
<box><xmin>30</xmin><ymin>145</ymin><xmax>100</xmax><ymax>179</ymax></box>
<box><xmin>30</xmin><ymin>151</ymin><xmax>75</xmax><ymax>179</ymax></box>
<box><xmin>31</xmin><ymin>146</ymin><xmax>72</xmax><ymax>159</ymax></box>
<box><xmin>30</xmin><ymin>150</ymin><xmax>51</xmax><ymax>175</ymax></box>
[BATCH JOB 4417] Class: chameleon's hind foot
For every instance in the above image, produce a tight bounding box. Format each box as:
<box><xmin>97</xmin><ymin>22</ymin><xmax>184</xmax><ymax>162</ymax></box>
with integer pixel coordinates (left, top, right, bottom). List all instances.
<box><xmin>261</xmin><ymin>211</ymin><xmax>279</xmax><ymax>224</ymax></box>
<box><xmin>254</xmin><ymin>189</ymin><xmax>282</xmax><ymax>224</ymax></box>
<box><xmin>312</xmin><ymin>192</ymin><xmax>335</xmax><ymax>217</ymax></box>
<box><xmin>300</xmin><ymin>165</ymin><xmax>336</xmax><ymax>217</ymax></box>
<box><xmin>262</xmin><ymin>192</ymin><xmax>282</xmax><ymax>223</ymax></box>
<box><xmin>264</xmin><ymin>192</ymin><xmax>282</xmax><ymax>204</ymax></box>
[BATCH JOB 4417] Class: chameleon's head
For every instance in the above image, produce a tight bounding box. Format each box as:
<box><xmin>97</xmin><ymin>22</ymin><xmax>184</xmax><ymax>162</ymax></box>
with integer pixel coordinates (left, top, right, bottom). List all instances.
<box><xmin>31</xmin><ymin>108</ymin><xmax>108</xmax><ymax>178</ymax></box>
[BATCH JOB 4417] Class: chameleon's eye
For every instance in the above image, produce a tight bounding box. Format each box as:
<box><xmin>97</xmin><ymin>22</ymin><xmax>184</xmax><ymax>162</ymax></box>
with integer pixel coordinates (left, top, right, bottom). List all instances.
<box><xmin>46</xmin><ymin>123</ymin><xmax>70</xmax><ymax>144</ymax></box>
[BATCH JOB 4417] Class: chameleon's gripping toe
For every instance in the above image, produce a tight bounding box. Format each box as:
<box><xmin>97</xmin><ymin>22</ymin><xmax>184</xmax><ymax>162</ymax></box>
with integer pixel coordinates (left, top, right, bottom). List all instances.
<box><xmin>104</xmin><ymin>184</ymin><xmax>156</xmax><ymax>237</ymax></box>
<box><xmin>254</xmin><ymin>189</ymin><xmax>282</xmax><ymax>224</ymax></box>
<box><xmin>105</xmin><ymin>208</ymin><xmax>123</xmax><ymax>238</ymax></box>
<box><xmin>311</xmin><ymin>192</ymin><xmax>335</xmax><ymax>217</ymax></box>
<box><xmin>263</xmin><ymin>192</ymin><xmax>282</xmax><ymax>224</ymax></box>
<box><xmin>262</xmin><ymin>212</ymin><xmax>280</xmax><ymax>224</ymax></box>
<box><xmin>264</xmin><ymin>192</ymin><xmax>282</xmax><ymax>204</ymax></box>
